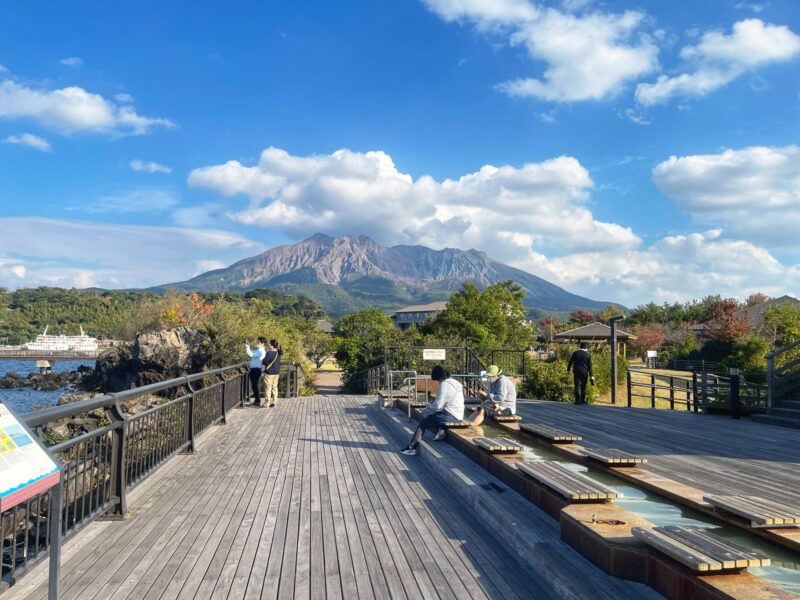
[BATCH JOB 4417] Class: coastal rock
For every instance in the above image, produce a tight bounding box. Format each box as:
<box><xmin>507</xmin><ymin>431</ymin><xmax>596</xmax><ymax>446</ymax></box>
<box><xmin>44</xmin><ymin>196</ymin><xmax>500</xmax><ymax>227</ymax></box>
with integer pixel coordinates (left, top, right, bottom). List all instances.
<box><xmin>90</xmin><ymin>326</ymin><xmax>211</xmax><ymax>393</ymax></box>
<box><xmin>0</xmin><ymin>372</ymin><xmax>26</xmax><ymax>388</ymax></box>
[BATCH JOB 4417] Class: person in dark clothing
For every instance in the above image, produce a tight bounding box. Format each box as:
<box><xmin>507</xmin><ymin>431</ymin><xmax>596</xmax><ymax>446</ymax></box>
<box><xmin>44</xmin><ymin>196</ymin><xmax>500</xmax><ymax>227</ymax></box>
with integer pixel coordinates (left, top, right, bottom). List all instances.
<box><xmin>262</xmin><ymin>339</ymin><xmax>282</xmax><ymax>407</ymax></box>
<box><xmin>567</xmin><ymin>342</ymin><xmax>595</xmax><ymax>405</ymax></box>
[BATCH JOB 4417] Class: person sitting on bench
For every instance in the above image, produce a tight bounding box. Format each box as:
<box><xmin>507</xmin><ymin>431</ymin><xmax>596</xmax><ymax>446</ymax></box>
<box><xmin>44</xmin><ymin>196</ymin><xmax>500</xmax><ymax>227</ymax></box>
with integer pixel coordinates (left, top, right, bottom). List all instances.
<box><xmin>400</xmin><ymin>365</ymin><xmax>465</xmax><ymax>456</ymax></box>
<box><xmin>470</xmin><ymin>365</ymin><xmax>516</xmax><ymax>424</ymax></box>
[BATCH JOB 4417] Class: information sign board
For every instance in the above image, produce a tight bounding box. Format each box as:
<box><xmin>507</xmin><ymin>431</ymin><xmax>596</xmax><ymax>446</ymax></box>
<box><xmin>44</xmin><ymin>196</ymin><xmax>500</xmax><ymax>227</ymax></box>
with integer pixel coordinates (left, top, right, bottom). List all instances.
<box><xmin>0</xmin><ymin>402</ymin><xmax>60</xmax><ymax>512</ymax></box>
<box><xmin>422</xmin><ymin>348</ymin><xmax>446</xmax><ymax>361</ymax></box>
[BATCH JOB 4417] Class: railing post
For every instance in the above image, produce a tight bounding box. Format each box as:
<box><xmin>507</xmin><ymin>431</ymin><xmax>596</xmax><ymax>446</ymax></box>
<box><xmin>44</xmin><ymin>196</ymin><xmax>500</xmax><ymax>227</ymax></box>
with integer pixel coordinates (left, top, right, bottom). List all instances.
<box><xmin>220</xmin><ymin>376</ymin><xmax>227</xmax><ymax>424</ymax></box>
<box><xmin>48</xmin><ymin>481</ymin><xmax>63</xmax><ymax>600</ymax></box>
<box><xmin>650</xmin><ymin>374</ymin><xmax>656</xmax><ymax>408</ymax></box>
<box><xmin>184</xmin><ymin>380</ymin><xmax>196</xmax><ymax>454</ymax></box>
<box><xmin>767</xmin><ymin>354</ymin><xmax>774</xmax><ymax>409</ymax></box>
<box><xmin>730</xmin><ymin>368</ymin><xmax>741</xmax><ymax>420</ymax></box>
<box><xmin>626</xmin><ymin>370</ymin><xmax>632</xmax><ymax>407</ymax></box>
<box><xmin>103</xmin><ymin>398</ymin><xmax>129</xmax><ymax>519</ymax></box>
<box><xmin>669</xmin><ymin>376</ymin><xmax>675</xmax><ymax>410</ymax></box>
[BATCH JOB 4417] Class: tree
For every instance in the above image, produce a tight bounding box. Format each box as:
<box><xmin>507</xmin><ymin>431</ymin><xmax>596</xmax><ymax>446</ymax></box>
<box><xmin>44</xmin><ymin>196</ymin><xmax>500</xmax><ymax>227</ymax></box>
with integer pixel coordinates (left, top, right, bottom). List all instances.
<box><xmin>304</xmin><ymin>328</ymin><xmax>337</xmax><ymax>368</ymax></box>
<box><xmin>334</xmin><ymin>309</ymin><xmax>398</xmax><ymax>375</ymax></box>
<box><xmin>538</xmin><ymin>315</ymin><xmax>559</xmax><ymax>342</ymax></box>
<box><xmin>730</xmin><ymin>335</ymin><xmax>769</xmax><ymax>372</ymax></box>
<box><xmin>745</xmin><ymin>293</ymin><xmax>770</xmax><ymax>308</ymax></box>
<box><xmin>763</xmin><ymin>302</ymin><xmax>800</xmax><ymax>347</ymax></box>
<box><xmin>631</xmin><ymin>324</ymin><xmax>666</xmax><ymax>358</ymax></box>
<box><xmin>426</xmin><ymin>281</ymin><xmax>534</xmax><ymax>356</ymax></box>
<box><xmin>706</xmin><ymin>299</ymin><xmax>750</xmax><ymax>343</ymax></box>
<box><xmin>569</xmin><ymin>310</ymin><xmax>594</xmax><ymax>325</ymax></box>
<box><xmin>596</xmin><ymin>304</ymin><xmax>625</xmax><ymax>323</ymax></box>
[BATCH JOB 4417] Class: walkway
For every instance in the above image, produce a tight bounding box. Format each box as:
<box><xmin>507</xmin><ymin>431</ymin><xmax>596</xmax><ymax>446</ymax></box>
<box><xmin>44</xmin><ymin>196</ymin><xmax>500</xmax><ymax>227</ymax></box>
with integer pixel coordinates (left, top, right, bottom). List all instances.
<box><xmin>515</xmin><ymin>401</ymin><xmax>800</xmax><ymax>505</ymax></box>
<box><xmin>10</xmin><ymin>396</ymin><xmax>644</xmax><ymax>600</ymax></box>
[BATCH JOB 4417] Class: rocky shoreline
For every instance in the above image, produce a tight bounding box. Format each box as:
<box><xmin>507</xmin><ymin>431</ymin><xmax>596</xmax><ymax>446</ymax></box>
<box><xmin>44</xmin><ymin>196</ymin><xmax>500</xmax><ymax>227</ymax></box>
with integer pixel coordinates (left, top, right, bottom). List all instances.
<box><xmin>0</xmin><ymin>366</ymin><xmax>92</xmax><ymax>392</ymax></box>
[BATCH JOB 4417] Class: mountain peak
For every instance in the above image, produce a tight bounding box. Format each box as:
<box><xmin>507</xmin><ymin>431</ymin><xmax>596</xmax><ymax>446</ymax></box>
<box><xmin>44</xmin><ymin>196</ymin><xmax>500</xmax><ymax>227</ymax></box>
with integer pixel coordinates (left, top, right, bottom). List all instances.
<box><xmin>164</xmin><ymin>234</ymin><xmax>614</xmax><ymax>316</ymax></box>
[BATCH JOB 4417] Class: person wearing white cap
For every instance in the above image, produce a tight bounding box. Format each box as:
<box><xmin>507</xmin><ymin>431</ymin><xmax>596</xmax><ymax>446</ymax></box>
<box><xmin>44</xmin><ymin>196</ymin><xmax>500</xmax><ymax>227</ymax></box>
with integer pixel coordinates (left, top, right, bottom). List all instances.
<box><xmin>471</xmin><ymin>365</ymin><xmax>516</xmax><ymax>422</ymax></box>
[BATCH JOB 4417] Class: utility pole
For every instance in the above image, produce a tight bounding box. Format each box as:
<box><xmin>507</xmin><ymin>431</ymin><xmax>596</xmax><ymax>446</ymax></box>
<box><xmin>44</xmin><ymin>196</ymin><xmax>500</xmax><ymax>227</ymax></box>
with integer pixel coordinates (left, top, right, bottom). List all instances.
<box><xmin>609</xmin><ymin>315</ymin><xmax>625</xmax><ymax>405</ymax></box>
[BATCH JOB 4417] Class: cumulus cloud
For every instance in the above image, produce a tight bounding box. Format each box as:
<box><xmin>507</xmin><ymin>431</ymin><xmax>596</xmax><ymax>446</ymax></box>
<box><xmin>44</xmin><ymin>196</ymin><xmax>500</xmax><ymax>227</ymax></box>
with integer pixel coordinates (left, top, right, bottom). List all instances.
<box><xmin>653</xmin><ymin>145</ymin><xmax>800</xmax><ymax>247</ymax></box>
<box><xmin>3</xmin><ymin>133</ymin><xmax>51</xmax><ymax>151</ymax></box>
<box><xmin>130</xmin><ymin>159</ymin><xmax>172</xmax><ymax>174</ymax></box>
<box><xmin>423</xmin><ymin>1</ymin><xmax>658</xmax><ymax>102</ymax></box>
<box><xmin>636</xmin><ymin>19</ymin><xmax>800</xmax><ymax>105</ymax></box>
<box><xmin>0</xmin><ymin>217</ymin><xmax>263</xmax><ymax>290</ymax></box>
<box><xmin>519</xmin><ymin>230</ymin><xmax>800</xmax><ymax>306</ymax></box>
<box><xmin>0</xmin><ymin>80</ymin><xmax>175</xmax><ymax>135</ymax></box>
<box><xmin>60</xmin><ymin>57</ymin><xmax>83</xmax><ymax>68</ymax></box>
<box><xmin>189</xmin><ymin>146</ymin><xmax>640</xmax><ymax>265</ymax></box>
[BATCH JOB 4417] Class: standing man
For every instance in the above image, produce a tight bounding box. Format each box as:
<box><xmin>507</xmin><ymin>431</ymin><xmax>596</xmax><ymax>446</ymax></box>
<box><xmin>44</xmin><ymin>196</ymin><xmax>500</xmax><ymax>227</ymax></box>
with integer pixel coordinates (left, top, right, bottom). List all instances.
<box><xmin>245</xmin><ymin>337</ymin><xmax>267</xmax><ymax>407</ymax></box>
<box><xmin>567</xmin><ymin>342</ymin><xmax>595</xmax><ymax>405</ymax></box>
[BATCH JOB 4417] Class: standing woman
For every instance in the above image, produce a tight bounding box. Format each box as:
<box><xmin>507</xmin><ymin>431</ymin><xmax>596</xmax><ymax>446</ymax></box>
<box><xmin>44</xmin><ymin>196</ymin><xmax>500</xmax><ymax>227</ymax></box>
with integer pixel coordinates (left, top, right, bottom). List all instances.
<box><xmin>263</xmin><ymin>339</ymin><xmax>283</xmax><ymax>407</ymax></box>
<box><xmin>245</xmin><ymin>337</ymin><xmax>267</xmax><ymax>407</ymax></box>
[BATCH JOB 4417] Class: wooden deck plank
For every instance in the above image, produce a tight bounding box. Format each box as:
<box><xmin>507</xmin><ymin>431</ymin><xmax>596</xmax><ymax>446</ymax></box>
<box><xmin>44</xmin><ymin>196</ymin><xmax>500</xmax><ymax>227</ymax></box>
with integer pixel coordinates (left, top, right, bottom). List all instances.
<box><xmin>515</xmin><ymin>401</ymin><xmax>800</xmax><ymax>507</ymax></box>
<box><xmin>13</xmin><ymin>396</ymin><xmax>664</xmax><ymax>600</ymax></box>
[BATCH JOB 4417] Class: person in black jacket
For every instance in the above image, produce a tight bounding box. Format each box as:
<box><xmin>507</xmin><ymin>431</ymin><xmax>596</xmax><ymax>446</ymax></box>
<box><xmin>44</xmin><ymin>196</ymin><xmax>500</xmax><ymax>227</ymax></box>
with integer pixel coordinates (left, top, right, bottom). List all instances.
<box><xmin>262</xmin><ymin>339</ymin><xmax>282</xmax><ymax>407</ymax></box>
<box><xmin>567</xmin><ymin>342</ymin><xmax>595</xmax><ymax>405</ymax></box>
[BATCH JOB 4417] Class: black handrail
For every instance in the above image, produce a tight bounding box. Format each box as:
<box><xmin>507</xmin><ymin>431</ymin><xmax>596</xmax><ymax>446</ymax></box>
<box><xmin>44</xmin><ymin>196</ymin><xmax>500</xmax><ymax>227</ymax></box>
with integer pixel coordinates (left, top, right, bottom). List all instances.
<box><xmin>2</xmin><ymin>363</ymin><xmax>253</xmax><ymax>589</ymax></box>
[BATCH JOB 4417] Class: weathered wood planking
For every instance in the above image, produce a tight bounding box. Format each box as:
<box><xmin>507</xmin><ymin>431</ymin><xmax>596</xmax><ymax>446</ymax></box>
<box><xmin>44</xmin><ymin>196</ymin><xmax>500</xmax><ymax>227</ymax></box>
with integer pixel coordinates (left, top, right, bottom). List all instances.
<box><xmin>491</xmin><ymin>414</ymin><xmax>523</xmax><ymax>423</ymax></box>
<box><xmin>582</xmin><ymin>447</ymin><xmax>648</xmax><ymax>466</ymax></box>
<box><xmin>441</xmin><ymin>419</ymin><xmax>471</xmax><ymax>429</ymax></box>
<box><xmin>17</xmin><ymin>396</ymin><xmax>604</xmax><ymax>600</ymax></box>
<box><xmin>473</xmin><ymin>436</ymin><xmax>523</xmax><ymax>453</ymax></box>
<box><xmin>520</xmin><ymin>423</ymin><xmax>582</xmax><ymax>443</ymax></box>
<box><xmin>633</xmin><ymin>525</ymin><xmax>770</xmax><ymax>572</ymax></box>
<box><xmin>516</xmin><ymin>461</ymin><xmax>619</xmax><ymax>501</ymax></box>
<box><xmin>704</xmin><ymin>495</ymin><xmax>800</xmax><ymax>528</ymax></box>
<box><xmin>514</xmin><ymin>401</ymin><xmax>800</xmax><ymax>508</ymax></box>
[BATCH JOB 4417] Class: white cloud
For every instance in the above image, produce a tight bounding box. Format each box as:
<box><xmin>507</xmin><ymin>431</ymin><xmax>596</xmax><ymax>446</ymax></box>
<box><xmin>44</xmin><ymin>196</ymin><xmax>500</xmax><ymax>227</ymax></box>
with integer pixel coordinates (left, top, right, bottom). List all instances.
<box><xmin>115</xmin><ymin>93</ymin><xmax>134</xmax><ymax>103</ymax></box>
<box><xmin>81</xmin><ymin>187</ymin><xmax>181</xmax><ymax>213</ymax></box>
<box><xmin>0</xmin><ymin>217</ymin><xmax>263</xmax><ymax>290</ymax></box>
<box><xmin>60</xmin><ymin>57</ymin><xmax>83</xmax><ymax>68</ymax></box>
<box><xmin>734</xmin><ymin>2</ymin><xmax>765</xmax><ymax>13</ymax></box>
<box><xmin>423</xmin><ymin>1</ymin><xmax>658</xmax><ymax>102</ymax></box>
<box><xmin>130</xmin><ymin>159</ymin><xmax>172</xmax><ymax>174</ymax></box>
<box><xmin>189</xmin><ymin>146</ymin><xmax>640</xmax><ymax>266</ymax></box>
<box><xmin>193</xmin><ymin>260</ymin><xmax>227</xmax><ymax>274</ymax></box>
<box><xmin>0</xmin><ymin>64</ymin><xmax>8</xmax><ymax>74</ymax></box>
<box><xmin>636</xmin><ymin>19</ymin><xmax>800</xmax><ymax>105</ymax></box>
<box><xmin>652</xmin><ymin>145</ymin><xmax>800</xmax><ymax>247</ymax></box>
<box><xmin>3</xmin><ymin>133</ymin><xmax>52</xmax><ymax>151</ymax></box>
<box><xmin>0</xmin><ymin>80</ymin><xmax>175</xmax><ymax>135</ymax></box>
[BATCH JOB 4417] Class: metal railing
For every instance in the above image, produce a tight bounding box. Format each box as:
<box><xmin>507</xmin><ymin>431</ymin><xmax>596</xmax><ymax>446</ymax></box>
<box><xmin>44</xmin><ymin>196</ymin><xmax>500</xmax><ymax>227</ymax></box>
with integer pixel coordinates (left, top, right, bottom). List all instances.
<box><xmin>657</xmin><ymin>358</ymin><xmax>724</xmax><ymax>373</ymax></box>
<box><xmin>488</xmin><ymin>349</ymin><xmax>527</xmax><ymax>381</ymax></box>
<box><xmin>278</xmin><ymin>362</ymin><xmax>303</xmax><ymax>399</ymax></box>
<box><xmin>700</xmin><ymin>372</ymin><xmax>769</xmax><ymax>414</ymax></box>
<box><xmin>1</xmin><ymin>364</ymin><xmax>249</xmax><ymax>589</ymax></box>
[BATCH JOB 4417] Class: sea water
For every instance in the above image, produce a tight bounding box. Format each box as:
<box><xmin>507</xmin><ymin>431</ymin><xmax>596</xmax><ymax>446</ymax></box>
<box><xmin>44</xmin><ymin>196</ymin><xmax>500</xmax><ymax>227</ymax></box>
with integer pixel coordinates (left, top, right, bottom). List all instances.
<box><xmin>0</xmin><ymin>359</ymin><xmax>94</xmax><ymax>414</ymax></box>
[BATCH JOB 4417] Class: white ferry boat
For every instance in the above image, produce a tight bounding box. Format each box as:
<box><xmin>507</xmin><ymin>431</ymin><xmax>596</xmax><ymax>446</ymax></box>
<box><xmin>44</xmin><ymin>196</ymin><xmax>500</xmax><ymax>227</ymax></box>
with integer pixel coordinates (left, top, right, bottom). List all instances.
<box><xmin>24</xmin><ymin>326</ymin><xmax>99</xmax><ymax>353</ymax></box>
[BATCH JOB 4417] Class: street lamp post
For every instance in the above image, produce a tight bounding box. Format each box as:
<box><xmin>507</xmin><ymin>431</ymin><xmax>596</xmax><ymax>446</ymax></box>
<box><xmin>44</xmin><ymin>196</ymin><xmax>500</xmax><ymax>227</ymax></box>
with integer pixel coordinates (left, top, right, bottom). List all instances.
<box><xmin>609</xmin><ymin>315</ymin><xmax>625</xmax><ymax>405</ymax></box>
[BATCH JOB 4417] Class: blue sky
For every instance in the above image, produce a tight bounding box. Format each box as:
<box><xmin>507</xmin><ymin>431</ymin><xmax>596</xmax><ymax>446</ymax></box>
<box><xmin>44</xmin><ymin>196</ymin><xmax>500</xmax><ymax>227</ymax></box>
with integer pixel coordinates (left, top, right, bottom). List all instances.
<box><xmin>0</xmin><ymin>0</ymin><xmax>799</xmax><ymax>306</ymax></box>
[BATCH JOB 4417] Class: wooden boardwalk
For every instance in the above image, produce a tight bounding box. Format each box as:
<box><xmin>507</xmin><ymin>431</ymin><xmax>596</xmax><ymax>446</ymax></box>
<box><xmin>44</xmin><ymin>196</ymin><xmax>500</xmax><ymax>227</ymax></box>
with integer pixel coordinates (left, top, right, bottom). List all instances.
<box><xmin>515</xmin><ymin>401</ymin><xmax>800</xmax><ymax>506</ymax></box>
<box><xmin>10</xmin><ymin>396</ymin><xmax>651</xmax><ymax>600</ymax></box>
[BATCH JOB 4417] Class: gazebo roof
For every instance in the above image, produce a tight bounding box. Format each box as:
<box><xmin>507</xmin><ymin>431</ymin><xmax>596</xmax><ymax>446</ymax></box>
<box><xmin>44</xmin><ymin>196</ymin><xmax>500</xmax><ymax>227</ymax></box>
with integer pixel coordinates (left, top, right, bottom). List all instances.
<box><xmin>554</xmin><ymin>322</ymin><xmax>637</xmax><ymax>341</ymax></box>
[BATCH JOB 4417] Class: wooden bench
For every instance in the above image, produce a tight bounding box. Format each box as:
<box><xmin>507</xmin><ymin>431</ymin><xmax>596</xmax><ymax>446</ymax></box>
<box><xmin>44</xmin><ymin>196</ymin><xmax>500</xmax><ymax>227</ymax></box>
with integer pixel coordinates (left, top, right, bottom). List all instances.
<box><xmin>490</xmin><ymin>414</ymin><xmax>522</xmax><ymax>423</ymax></box>
<box><xmin>703</xmin><ymin>495</ymin><xmax>800</xmax><ymax>529</ymax></box>
<box><xmin>582</xmin><ymin>448</ymin><xmax>647</xmax><ymax>466</ymax></box>
<box><xmin>440</xmin><ymin>420</ymin><xmax>470</xmax><ymax>429</ymax></box>
<box><xmin>409</xmin><ymin>401</ymin><xmax>427</xmax><ymax>408</ymax></box>
<box><xmin>516</xmin><ymin>461</ymin><xmax>618</xmax><ymax>501</ymax></box>
<box><xmin>473</xmin><ymin>437</ymin><xmax>522</xmax><ymax>454</ymax></box>
<box><xmin>520</xmin><ymin>423</ymin><xmax>582</xmax><ymax>443</ymax></box>
<box><xmin>632</xmin><ymin>525</ymin><xmax>770</xmax><ymax>572</ymax></box>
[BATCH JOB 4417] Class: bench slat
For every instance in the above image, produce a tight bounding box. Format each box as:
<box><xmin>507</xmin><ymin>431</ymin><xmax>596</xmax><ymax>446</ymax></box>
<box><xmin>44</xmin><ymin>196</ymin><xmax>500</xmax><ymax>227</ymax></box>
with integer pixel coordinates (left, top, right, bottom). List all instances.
<box><xmin>704</xmin><ymin>495</ymin><xmax>800</xmax><ymax>528</ymax></box>
<box><xmin>491</xmin><ymin>414</ymin><xmax>522</xmax><ymax>423</ymax></box>
<box><xmin>520</xmin><ymin>423</ymin><xmax>582</xmax><ymax>443</ymax></box>
<box><xmin>473</xmin><ymin>437</ymin><xmax>522</xmax><ymax>453</ymax></box>
<box><xmin>441</xmin><ymin>420</ymin><xmax>470</xmax><ymax>429</ymax></box>
<box><xmin>633</xmin><ymin>526</ymin><xmax>770</xmax><ymax>572</ymax></box>
<box><xmin>582</xmin><ymin>448</ymin><xmax>647</xmax><ymax>465</ymax></box>
<box><xmin>516</xmin><ymin>461</ymin><xmax>618</xmax><ymax>501</ymax></box>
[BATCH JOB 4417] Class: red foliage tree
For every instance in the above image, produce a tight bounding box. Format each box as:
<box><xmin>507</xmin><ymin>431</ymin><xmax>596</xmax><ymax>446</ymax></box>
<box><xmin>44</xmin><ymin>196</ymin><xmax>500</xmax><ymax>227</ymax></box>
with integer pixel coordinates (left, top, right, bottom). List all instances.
<box><xmin>569</xmin><ymin>309</ymin><xmax>594</xmax><ymax>325</ymax></box>
<box><xmin>706</xmin><ymin>299</ymin><xmax>750</xmax><ymax>343</ymax></box>
<box><xmin>631</xmin><ymin>324</ymin><xmax>666</xmax><ymax>358</ymax></box>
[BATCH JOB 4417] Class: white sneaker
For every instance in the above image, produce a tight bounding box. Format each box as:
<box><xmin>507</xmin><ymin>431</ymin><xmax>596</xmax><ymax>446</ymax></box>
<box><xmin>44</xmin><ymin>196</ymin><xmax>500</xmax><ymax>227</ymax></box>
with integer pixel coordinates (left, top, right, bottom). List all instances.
<box><xmin>400</xmin><ymin>446</ymin><xmax>419</xmax><ymax>456</ymax></box>
<box><xmin>433</xmin><ymin>429</ymin><xmax>446</xmax><ymax>441</ymax></box>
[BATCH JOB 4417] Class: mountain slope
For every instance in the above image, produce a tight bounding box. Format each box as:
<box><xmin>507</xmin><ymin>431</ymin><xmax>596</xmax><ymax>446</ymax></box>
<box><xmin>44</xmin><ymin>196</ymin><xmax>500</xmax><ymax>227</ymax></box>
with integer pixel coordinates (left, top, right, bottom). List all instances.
<box><xmin>159</xmin><ymin>233</ymin><xmax>615</xmax><ymax>316</ymax></box>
